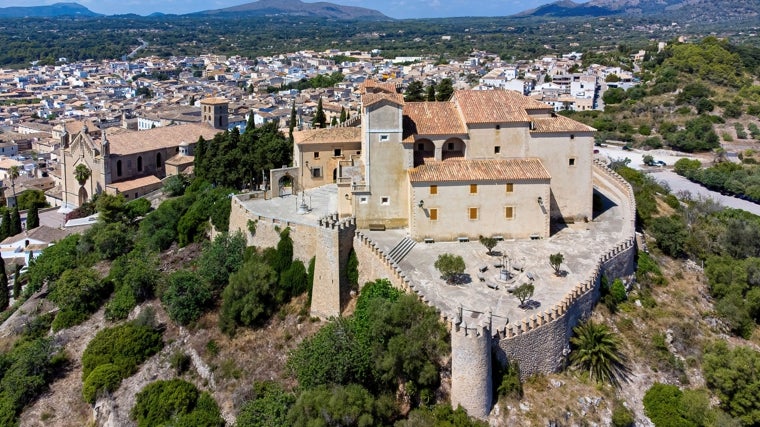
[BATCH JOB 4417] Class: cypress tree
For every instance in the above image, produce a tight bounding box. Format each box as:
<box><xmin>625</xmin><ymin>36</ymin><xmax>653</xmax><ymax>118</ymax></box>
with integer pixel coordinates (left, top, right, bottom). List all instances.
<box><xmin>312</xmin><ymin>98</ymin><xmax>326</xmax><ymax>129</ymax></box>
<box><xmin>0</xmin><ymin>209</ymin><xmax>9</xmax><ymax>241</ymax></box>
<box><xmin>13</xmin><ymin>265</ymin><xmax>20</xmax><ymax>299</ymax></box>
<box><xmin>0</xmin><ymin>260</ymin><xmax>8</xmax><ymax>311</ymax></box>
<box><xmin>27</xmin><ymin>204</ymin><xmax>39</xmax><ymax>230</ymax></box>
<box><xmin>10</xmin><ymin>207</ymin><xmax>21</xmax><ymax>236</ymax></box>
<box><xmin>289</xmin><ymin>100</ymin><xmax>297</xmax><ymax>141</ymax></box>
<box><xmin>331</xmin><ymin>116</ymin><xmax>338</xmax><ymax>127</ymax></box>
<box><xmin>194</xmin><ymin>136</ymin><xmax>207</xmax><ymax>181</ymax></box>
<box><xmin>245</xmin><ymin>110</ymin><xmax>256</xmax><ymax>133</ymax></box>
<box><xmin>339</xmin><ymin>106</ymin><xmax>347</xmax><ymax>123</ymax></box>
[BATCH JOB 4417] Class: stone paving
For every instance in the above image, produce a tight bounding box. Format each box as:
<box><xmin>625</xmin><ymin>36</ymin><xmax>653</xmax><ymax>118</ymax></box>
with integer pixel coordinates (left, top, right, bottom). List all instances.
<box><xmin>238</xmin><ymin>179</ymin><xmax>630</xmax><ymax>326</ymax></box>
<box><xmin>362</xmin><ymin>189</ymin><xmax>628</xmax><ymax>324</ymax></box>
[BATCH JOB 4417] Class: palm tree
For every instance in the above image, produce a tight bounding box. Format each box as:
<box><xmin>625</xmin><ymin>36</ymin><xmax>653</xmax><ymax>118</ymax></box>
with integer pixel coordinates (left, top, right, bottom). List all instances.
<box><xmin>74</xmin><ymin>164</ymin><xmax>91</xmax><ymax>186</ymax></box>
<box><xmin>7</xmin><ymin>165</ymin><xmax>19</xmax><ymax>203</ymax></box>
<box><xmin>569</xmin><ymin>320</ymin><xmax>628</xmax><ymax>386</ymax></box>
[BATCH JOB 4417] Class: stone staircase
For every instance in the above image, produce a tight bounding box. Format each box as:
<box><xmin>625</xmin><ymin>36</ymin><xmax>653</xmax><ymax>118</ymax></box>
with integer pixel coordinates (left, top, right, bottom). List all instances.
<box><xmin>387</xmin><ymin>237</ymin><xmax>416</xmax><ymax>264</ymax></box>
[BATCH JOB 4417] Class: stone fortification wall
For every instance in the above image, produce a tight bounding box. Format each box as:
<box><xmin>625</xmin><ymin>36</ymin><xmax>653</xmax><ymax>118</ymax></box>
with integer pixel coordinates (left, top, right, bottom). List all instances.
<box><xmin>229</xmin><ymin>193</ymin><xmax>317</xmax><ymax>264</ymax></box>
<box><xmin>353</xmin><ymin>231</ymin><xmax>411</xmax><ymax>292</ymax></box>
<box><xmin>451</xmin><ymin>321</ymin><xmax>492</xmax><ymax>419</ymax></box>
<box><xmin>489</xmin><ymin>161</ymin><xmax>637</xmax><ymax>376</ymax></box>
<box><xmin>311</xmin><ymin>215</ymin><xmax>356</xmax><ymax>318</ymax></box>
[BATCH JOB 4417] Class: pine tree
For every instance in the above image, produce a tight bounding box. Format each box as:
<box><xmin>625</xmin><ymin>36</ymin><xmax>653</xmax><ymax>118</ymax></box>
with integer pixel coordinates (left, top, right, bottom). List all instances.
<box><xmin>0</xmin><ymin>209</ymin><xmax>9</xmax><ymax>241</ymax></box>
<box><xmin>0</xmin><ymin>260</ymin><xmax>8</xmax><ymax>311</ymax></box>
<box><xmin>26</xmin><ymin>204</ymin><xmax>39</xmax><ymax>230</ymax></box>
<box><xmin>312</xmin><ymin>97</ymin><xmax>326</xmax><ymax>129</ymax></box>
<box><xmin>426</xmin><ymin>84</ymin><xmax>436</xmax><ymax>102</ymax></box>
<box><xmin>339</xmin><ymin>106</ymin><xmax>347</xmax><ymax>123</ymax></box>
<box><xmin>436</xmin><ymin>78</ymin><xmax>454</xmax><ymax>101</ymax></box>
<box><xmin>10</xmin><ymin>207</ymin><xmax>21</xmax><ymax>236</ymax></box>
<box><xmin>404</xmin><ymin>81</ymin><xmax>425</xmax><ymax>102</ymax></box>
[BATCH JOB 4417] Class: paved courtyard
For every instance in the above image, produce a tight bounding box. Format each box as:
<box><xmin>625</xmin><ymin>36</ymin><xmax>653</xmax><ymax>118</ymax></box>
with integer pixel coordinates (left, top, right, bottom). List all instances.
<box><xmin>240</xmin><ymin>181</ymin><xmax>631</xmax><ymax>327</ymax></box>
<box><xmin>362</xmin><ymin>189</ymin><xmax>628</xmax><ymax>325</ymax></box>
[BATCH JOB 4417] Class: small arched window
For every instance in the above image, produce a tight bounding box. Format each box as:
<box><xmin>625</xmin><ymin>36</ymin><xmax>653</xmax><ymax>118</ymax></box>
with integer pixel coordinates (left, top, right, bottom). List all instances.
<box><xmin>156</xmin><ymin>152</ymin><xmax>162</xmax><ymax>168</ymax></box>
<box><xmin>116</xmin><ymin>160</ymin><xmax>122</xmax><ymax>177</ymax></box>
<box><xmin>137</xmin><ymin>156</ymin><xmax>143</xmax><ymax>172</ymax></box>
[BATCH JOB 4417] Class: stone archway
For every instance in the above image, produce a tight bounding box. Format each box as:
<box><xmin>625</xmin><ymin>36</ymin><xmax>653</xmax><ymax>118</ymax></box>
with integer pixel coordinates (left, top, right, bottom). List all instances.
<box><xmin>269</xmin><ymin>166</ymin><xmax>300</xmax><ymax>198</ymax></box>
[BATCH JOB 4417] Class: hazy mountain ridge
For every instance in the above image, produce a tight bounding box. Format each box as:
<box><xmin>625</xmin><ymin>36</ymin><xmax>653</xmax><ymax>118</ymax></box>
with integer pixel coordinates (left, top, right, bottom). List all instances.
<box><xmin>194</xmin><ymin>0</ymin><xmax>390</xmax><ymax>20</ymax></box>
<box><xmin>516</xmin><ymin>0</ymin><xmax>760</xmax><ymax>23</ymax></box>
<box><xmin>0</xmin><ymin>2</ymin><xmax>102</xmax><ymax>18</ymax></box>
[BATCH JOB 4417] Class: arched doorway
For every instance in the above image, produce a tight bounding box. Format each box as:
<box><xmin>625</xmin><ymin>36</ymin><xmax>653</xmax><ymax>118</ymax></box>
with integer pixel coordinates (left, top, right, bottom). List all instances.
<box><xmin>332</xmin><ymin>168</ymin><xmax>337</xmax><ymax>182</ymax></box>
<box><xmin>278</xmin><ymin>175</ymin><xmax>293</xmax><ymax>196</ymax></box>
<box><xmin>78</xmin><ymin>186</ymin><xmax>88</xmax><ymax>206</ymax></box>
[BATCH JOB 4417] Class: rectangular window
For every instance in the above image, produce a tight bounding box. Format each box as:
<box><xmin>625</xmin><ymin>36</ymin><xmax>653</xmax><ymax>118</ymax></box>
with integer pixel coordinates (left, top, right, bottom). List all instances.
<box><xmin>429</xmin><ymin>208</ymin><xmax>438</xmax><ymax>221</ymax></box>
<box><xmin>430</xmin><ymin>185</ymin><xmax>438</xmax><ymax>195</ymax></box>
<box><xmin>569</xmin><ymin>158</ymin><xmax>576</xmax><ymax>166</ymax></box>
<box><xmin>494</xmin><ymin>146</ymin><xmax>501</xmax><ymax>154</ymax></box>
<box><xmin>359</xmin><ymin>196</ymin><xmax>368</xmax><ymax>204</ymax></box>
<box><xmin>314</xmin><ymin>151</ymin><xmax>320</xmax><ymax>158</ymax></box>
<box><xmin>380</xmin><ymin>134</ymin><xmax>389</xmax><ymax>142</ymax></box>
<box><xmin>312</xmin><ymin>167</ymin><xmax>322</xmax><ymax>178</ymax></box>
<box><xmin>334</xmin><ymin>148</ymin><xmax>342</xmax><ymax>156</ymax></box>
<box><xmin>381</xmin><ymin>197</ymin><xmax>390</xmax><ymax>205</ymax></box>
<box><xmin>505</xmin><ymin>206</ymin><xmax>514</xmax><ymax>219</ymax></box>
<box><xmin>469</xmin><ymin>207</ymin><xmax>479</xmax><ymax>220</ymax></box>
<box><xmin>506</xmin><ymin>183</ymin><xmax>514</xmax><ymax>193</ymax></box>
<box><xmin>470</xmin><ymin>184</ymin><xmax>477</xmax><ymax>194</ymax></box>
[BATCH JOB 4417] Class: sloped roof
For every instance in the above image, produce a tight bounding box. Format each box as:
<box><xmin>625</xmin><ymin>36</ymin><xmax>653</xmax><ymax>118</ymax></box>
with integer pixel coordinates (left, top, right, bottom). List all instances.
<box><xmin>408</xmin><ymin>158</ymin><xmax>550</xmax><ymax>183</ymax></box>
<box><xmin>403</xmin><ymin>102</ymin><xmax>467</xmax><ymax>139</ymax></box>
<box><xmin>106</xmin><ymin>175</ymin><xmax>162</xmax><ymax>192</ymax></box>
<box><xmin>107</xmin><ymin>123</ymin><xmax>219</xmax><ymax>156</ymax></box>
<box><xmin>293</xmin><ymin>127</ymin><xmax>361</xmax><ymax>145</ymax></box>
<box><xmin>531</xmin><ymin>115</ymin><xmax>595</xmax><ymax>133</ymax></box>
<box><xmin>362</xmin><ymin>92</ymin><xmax>405</xmax><ymax>108</ymax></box>
<box><xmin>453</xmin><ymin>90</ymin><xmax>553</xmax><ymax>124</ymax></box>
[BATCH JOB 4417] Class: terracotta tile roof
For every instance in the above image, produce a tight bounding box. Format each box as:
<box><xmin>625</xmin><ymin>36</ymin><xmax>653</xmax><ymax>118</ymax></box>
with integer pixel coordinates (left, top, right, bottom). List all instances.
<box><xmin>531</xmin><ymin>115</ymin><xmax>596</xmax><ymax>133</ymax></box>
<box><xmin>107</xmin><ymin>175</ymin><xmax>162</xmax><ymax>193</ymax></box>
<box><xmin>409</xmin><ymin>158</ymin><xmax>550</xmax><ymax>183</ymax></box>
<box><xmin>200</xmin><ymin>97</ymin><xmax>228</xmax><ymax>105</ymax></box>
<box><xmin>453</xmin><ymin>90</ymin><xmax>553</xmax><ymax>124</ymax></box>
<box><xmin>362</xmin><ymin>92</ymin><xmax>405</xmax><ymax>108</ymax></box>
<box><xmin>403</xmin><ymin>102</ymin><xmax>467</xmax><ymax>139</ymax></box>
<box><xmin>294</xmin><ymin>127</ymin><xmax>361</xmax><ymax>145</ymax></box>
<box><xmin>107</xmin><ymin>123</ymin><xmax>219</xmax><ymax>156</ymax></box>
<box><xmin>360</xmin><ymin>80</ymin><xmax>399</xmax><ymax>94</ymax></box>
<box><xmin>165</xmin><ymin>153</ymin><xmax>194</xmax><ymax>166</ymax></box>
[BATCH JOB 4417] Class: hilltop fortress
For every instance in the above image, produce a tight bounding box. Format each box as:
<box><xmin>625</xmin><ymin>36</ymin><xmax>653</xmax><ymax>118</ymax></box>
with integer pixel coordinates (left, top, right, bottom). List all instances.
<box><xmin>229</xmin><ymin>81</ymin><xmax>636</xmax><ymax>418</ymax></box>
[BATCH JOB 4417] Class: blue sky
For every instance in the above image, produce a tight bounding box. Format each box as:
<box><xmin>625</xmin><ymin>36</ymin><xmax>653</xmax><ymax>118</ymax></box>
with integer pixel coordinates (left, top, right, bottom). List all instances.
<box><xmin>1</xmin><ymin>0</ymin><xmax>577</xmax><ymax>19</ymax></box>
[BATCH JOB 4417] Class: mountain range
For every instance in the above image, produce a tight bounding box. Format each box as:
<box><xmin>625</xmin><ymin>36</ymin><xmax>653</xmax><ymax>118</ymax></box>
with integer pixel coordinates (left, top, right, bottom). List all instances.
<box><xmin>0</xmin><ymin>2</ymin><xmax>101</xmax><ymax>18</ymax></box>
<box><xmin>0</xmin><ymin>0</ymin><xmax>388</xmax><ymax>20</ymax></box>
<box><xmin>517</xmin><ymin>0</ymin><xmax>760</xmax><ymax>23</ymax></box>
<box><xmin>0</xmin><ymin>0</ymin><xmax>757</xmax><ymax>22</ymax></box>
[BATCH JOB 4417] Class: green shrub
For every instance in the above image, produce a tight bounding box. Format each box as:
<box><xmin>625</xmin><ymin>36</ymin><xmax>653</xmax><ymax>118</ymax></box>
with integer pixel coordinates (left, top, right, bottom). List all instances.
<box><xmin>49</xmin><ymin>267</ymin><xmax>111</xmax><ymax>330</ymax></box>
<box><xmin>399</xmin><ymin>404</ymin><xmax>488</xmax><ymax>427</ymax></box>
<box><xmin>219</xmin><ymin>260</ymin><xmax>280</xmax><ymax>335</ymax></box>
<box><xmin>169</xmin><ymin>351</ymin><xmax>191</xmax><ymax>375</ymax></box>
<box><xmin>104</xmin><ymin>285</ymin><xmax>137</xmax><ymax>321</ymax></box>
<box><xmin>131</xmin><ymin>379</ymin><xmax>223</xmax><ymax>427</ymax></box>
<box><xmin>82</xmin><ymin>363</ymin><xmax>122</xmax><ymax>403</ymax></box>
<box><xmin>346</xmin><ymin>248</ymin><xmax>359</xmax><ymax>289</ymax></box>
<box><xmin>161</xmin><ymin>270</ymin><xmax>212</xmax><ymax>326</ymax></box>
<box><xmin>82</xmin><ymin>322</ymin><xmax>163</xmax><ymax>380</ymax></box>
<box><xmin>197</xmin><ymin>231</ymin><xmax>246</xmax><ymax>296</ymax></box>
<box><xmin>611</xmin><ymin>401</ymin><xmax>635</xmax><ymax>427</ymax></box>
<box><xmin>286</xmin><ymin>384</ymin><xmax>396</xmax><ymax>427</ymax></box>
<box><xmin>279</xmin><ymin>259</ymin><xmax>308</xmax><ymax>298</ymax></box>
<box><xmin>237</xmin><ymin>381</ymin><xmax>295</xmax><ymax>427</ymax></box>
